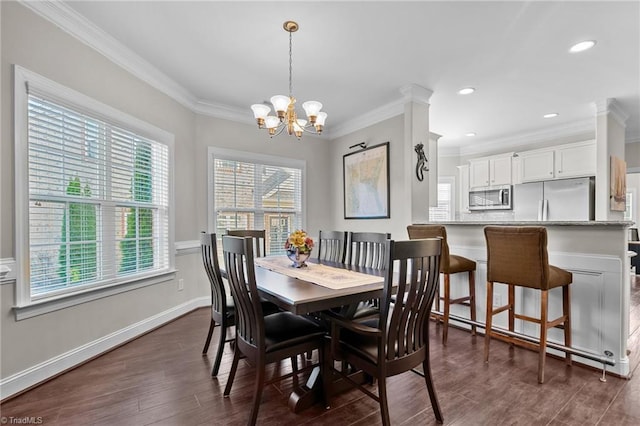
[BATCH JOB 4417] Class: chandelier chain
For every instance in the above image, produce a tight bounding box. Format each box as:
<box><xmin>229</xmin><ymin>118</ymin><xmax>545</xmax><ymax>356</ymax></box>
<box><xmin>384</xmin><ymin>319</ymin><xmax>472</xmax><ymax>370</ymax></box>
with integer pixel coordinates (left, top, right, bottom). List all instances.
<box><xmin>288</xmin><ymin>29</ymin><xmax>293</xmax><ymax>97</ymax></box>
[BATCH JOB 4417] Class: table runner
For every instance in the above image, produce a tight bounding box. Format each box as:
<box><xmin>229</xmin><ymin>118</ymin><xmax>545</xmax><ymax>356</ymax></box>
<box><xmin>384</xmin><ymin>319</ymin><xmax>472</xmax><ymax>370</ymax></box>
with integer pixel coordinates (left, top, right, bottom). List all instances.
<box><xmin>254</xmin><ymin>256</ymin><xmax>383</xmax><ymax>290</ymax></box>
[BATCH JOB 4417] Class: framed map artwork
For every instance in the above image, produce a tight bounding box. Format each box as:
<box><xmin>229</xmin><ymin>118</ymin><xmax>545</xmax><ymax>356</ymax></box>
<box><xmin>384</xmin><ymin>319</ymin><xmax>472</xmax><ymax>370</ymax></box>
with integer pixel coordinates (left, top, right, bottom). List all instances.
<box><xmin>343</xmin><ymin>142</ymin><xmax>390</xmax><ymax>219</ymax></box>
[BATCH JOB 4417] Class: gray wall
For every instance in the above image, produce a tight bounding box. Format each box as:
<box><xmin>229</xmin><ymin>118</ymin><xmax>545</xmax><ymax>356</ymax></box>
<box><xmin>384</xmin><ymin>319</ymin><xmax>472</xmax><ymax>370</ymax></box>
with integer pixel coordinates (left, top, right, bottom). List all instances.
<box><xmin>329</xmin><ymin>115</ymin><xmax>411</xmax><ymax>239</ymax></box>
<box><xmin>627</xmin><ymin>142</ymin><xmax>640</xmax><ymax>170</ymax></box>
<box><xmin>193</xmin><ymin>115</ymin><xmax>332</xmax><ymax>238</ymax></box>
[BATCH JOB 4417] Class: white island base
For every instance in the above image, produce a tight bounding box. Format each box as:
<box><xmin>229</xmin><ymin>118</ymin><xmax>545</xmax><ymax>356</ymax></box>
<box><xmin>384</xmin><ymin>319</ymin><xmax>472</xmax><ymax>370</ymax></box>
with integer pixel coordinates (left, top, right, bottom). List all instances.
<box><xmin>420</xmin><ymin>221</ymin><xmax>633</xmax><ymax>378</ymax></box>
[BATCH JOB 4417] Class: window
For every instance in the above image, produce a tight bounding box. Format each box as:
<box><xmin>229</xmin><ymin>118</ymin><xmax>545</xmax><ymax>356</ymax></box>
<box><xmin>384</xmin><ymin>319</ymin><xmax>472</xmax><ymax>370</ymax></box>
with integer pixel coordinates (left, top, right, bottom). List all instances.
<box><xmin>209</xmin><ymin>148</ymin><xmax>305</xmax><ymax>256</ymax></box>
<box><xmin>429</xmin><ymin>177</ymin><xmax>454</xmax><ymax>221</ymax></box>
<box><xmin>14</xmin><ymin>66</ymin><xmax>174</xmax><ymax>308</ymax></box>
<box><xmin>624</xmin><ymin>190</ymin><xmax>633</xmax><ymax>221</ymax></box>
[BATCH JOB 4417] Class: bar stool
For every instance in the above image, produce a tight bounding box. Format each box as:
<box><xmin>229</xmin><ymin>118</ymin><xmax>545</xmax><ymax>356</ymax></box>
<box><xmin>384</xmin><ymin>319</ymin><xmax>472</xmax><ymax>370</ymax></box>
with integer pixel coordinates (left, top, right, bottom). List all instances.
<box><xmin>407</xmin><ymin>225</ymin><xmax>476</xmax><ymax>344</ymax></box>
<box><xmin>484</xmin><ymin>226</ymin><xmax>572</xmax><ymax>383</ymax></box>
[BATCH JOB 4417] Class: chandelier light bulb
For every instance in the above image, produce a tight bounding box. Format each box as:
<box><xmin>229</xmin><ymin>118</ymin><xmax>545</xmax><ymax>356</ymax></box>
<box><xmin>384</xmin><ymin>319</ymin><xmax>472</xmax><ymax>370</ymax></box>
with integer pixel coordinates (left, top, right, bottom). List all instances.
<box><xmin>250</xmin><ymin>104</ymin><xmax>271</xmax><ymax>127</ymax></box>
<box><xmin>302</xmin><ymin>101</ymin><xmax>323</xmax><ymax>123</ymax></box>
<box><xmin>265</xmin><ymin>116</ymin><xmax>280</xmax><ymax>128</ymax></box>
<box><xmin>270</xmin><ymin>95</ymin><xmax>290</xmax><ymax>119</ymax></box>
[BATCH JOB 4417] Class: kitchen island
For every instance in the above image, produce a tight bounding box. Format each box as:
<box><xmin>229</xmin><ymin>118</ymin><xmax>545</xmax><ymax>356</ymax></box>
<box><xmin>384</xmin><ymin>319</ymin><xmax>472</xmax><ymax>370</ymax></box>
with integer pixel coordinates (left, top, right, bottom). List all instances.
<box><xmin>416</xmin><ymin>221</ymin><xmax>633</xmax><ymax>378</ymax></box>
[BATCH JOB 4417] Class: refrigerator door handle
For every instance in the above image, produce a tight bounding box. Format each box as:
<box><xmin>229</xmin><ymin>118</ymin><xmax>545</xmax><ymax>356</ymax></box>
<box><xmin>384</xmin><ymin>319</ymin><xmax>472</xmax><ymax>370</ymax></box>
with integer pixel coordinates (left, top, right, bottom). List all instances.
<box><xmin>542</xmin><ymin>199</ymin><xmax>549</xmax><ymax>221</ymax></box>
<box><xmin>537</xmin><ymin>200</ymin><xmax>544</xmax><ymax>221</ymax></box>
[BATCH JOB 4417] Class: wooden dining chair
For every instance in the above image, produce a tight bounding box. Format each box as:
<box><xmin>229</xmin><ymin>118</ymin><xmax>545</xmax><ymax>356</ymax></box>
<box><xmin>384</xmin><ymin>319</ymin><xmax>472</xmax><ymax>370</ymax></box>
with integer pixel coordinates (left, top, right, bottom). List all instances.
<box><xmin>200</xmin><ymin>232</ymin><xmax>278</xmax><ymax>377</ymax></box>
<box><xmin>227</xmin><ymin>229</ymin><xmax>267</xmax><ymax>257</ymax></box>
<box><xmin>222</xmin><ymin>235</ymin><xmax>327</xmax><ymax>425</ymax></box>
<box><xmin>324</xmin><ymin>238</ymin><xmax>444</xmax><ymax>425</ymax></box>
<box><xmin>343</xmin><ymin>231</ymin><xmax>391</xmax><ymax>319</ymax></box>
<box><xmin>348</xmin><ymin>231</ymin><xmax>390</xmax><ymax>269</ymax></box>
<box><xmin>317</xmin><ymin>230</ymin><xmax>348</xmax><ymax>263</ymax></box>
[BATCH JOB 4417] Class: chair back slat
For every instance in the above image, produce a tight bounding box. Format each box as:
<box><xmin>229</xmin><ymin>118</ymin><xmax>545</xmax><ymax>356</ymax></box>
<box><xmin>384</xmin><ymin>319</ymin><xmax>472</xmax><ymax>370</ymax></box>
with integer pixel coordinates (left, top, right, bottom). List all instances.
<box><xmin>381</xmin><ymin>239</ymin><xmax>441</xmax><ymax>361</ymax></box>
<box><xmin>317</xmin><ymin>230</ymin><xmax>348</xmax><ymax>263</ymax></box>
<box><xmin>348</xmin><ymin>232</ymin><xmax>391</xmax><ymax>269</ymax></box>
<box><xmin>227</xmin><ymin>229</ymin><xmax>267</xmax><ymax>258</ymax></box>
<box><xmin>200</xmin><ymin>232</ymin><xmax>227</xmax><ymax>318</ymax></box>
<box><xmin>223</xmin><ymin>235</ymin><xmax>264</xmax><ymax>349</ymax></box>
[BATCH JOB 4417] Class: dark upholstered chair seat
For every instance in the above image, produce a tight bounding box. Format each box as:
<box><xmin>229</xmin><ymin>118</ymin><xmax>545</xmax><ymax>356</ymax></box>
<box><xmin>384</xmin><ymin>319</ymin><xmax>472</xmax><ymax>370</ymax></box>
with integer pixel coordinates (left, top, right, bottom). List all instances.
<box><xmin>447</xmin><ymin>254</ymin><xmax>476</xmax><ymax>274</ymax></box>
<box><xmin>264</xmin><ymin>312</ymin><xmax>326</xmax><ymax>353</ymax></box>
<box><xmin>219</xmin><ymin>297</ymin><xmax>280</xmax><ymax>321</ymax></box>
<box><xmin>336</xmin><ymin>318</ymin><xmax>379</xmax><ymax>363</ymax></box>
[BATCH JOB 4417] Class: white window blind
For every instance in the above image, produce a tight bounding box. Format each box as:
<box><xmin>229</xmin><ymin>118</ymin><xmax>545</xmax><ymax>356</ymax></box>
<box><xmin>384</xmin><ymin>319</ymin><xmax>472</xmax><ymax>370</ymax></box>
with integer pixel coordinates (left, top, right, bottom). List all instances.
<box><xmin>212</xmin><ymin>154</ymin><xmax>304</xmax><ymax>256</ymax></box>
<box><xmin>15</xmin><ymin>66</ymin><xmax>173</xmax><ymax>304</ymax></box>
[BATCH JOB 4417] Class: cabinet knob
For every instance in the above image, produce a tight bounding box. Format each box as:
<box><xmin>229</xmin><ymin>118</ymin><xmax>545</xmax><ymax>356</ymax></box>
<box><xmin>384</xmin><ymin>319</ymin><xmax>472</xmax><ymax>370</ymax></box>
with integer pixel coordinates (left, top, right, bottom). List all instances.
<box><xmin>549</xmin><ymin>172</ymin><xmax>553</xmax><ymax>175</ymax></box>
<box><xmin>558</xmin><ymin>170</ymin><xmax>562</xmax><ymax>173</ymax></box>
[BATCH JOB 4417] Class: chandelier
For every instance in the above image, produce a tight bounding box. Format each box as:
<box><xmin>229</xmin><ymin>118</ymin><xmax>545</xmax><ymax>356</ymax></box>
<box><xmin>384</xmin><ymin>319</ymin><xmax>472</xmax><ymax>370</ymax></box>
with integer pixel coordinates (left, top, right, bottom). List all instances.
<box><xmin>250</xmin><ymin>21</ymin><xmax>327</xmax><ymax>139</ymax></box>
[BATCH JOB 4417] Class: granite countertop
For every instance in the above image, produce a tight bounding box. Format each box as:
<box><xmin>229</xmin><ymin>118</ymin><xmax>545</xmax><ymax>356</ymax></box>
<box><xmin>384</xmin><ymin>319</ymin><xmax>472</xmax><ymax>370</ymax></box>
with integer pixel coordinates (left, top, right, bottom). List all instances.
<box><xmin>415</xmin><ymin>221</ymin><xmax>634</xmax><ymax>227</ymax></box>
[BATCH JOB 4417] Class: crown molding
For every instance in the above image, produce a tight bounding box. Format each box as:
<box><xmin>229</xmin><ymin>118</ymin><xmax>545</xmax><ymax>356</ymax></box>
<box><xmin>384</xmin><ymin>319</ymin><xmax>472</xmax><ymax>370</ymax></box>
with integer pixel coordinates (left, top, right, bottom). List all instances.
<box><xmin>329</xmin><ymin>97</ymin><xmax>405</xmax><ymax>139</ymax></box>
<box><xmin>455</xmin><ymin>117</ymin><xmax>595</xmax><ymax>157</ymax></box>
<box><xmin>594</xmin><ymin>98</ymin><xmax>629</xmax><ymax>127</ymax></box>
<box><xmin>192</xmin><ymin>99</ymin><xmax>254</xmax><ymax>125</ymax></box>
<box><xmin>20</xmin><ymin>0</ymin><xmax>198</xmax><ymax>111</ymax></box>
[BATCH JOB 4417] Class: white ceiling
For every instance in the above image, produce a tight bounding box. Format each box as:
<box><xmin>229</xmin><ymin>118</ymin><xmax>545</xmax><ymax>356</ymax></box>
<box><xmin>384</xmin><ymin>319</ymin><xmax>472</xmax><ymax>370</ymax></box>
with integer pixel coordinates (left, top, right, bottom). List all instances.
<box><xmin>43</xmin><ymin>1</ymin><xmax>640</xmax><ymax>153</ymax></box>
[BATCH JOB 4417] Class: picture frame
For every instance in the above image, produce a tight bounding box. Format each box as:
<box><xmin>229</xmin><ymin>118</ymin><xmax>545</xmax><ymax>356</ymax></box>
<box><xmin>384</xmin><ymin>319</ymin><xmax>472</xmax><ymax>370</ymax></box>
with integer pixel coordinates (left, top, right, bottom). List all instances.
<box><xmin>343</xmin><ymin>142</ymin><xmax>390</xmax><ymax>219</ymax></box>
<box><xmin>610</xmin><ymin>155</ymin><xmax>627</xmax><ymax>212</ymax></box>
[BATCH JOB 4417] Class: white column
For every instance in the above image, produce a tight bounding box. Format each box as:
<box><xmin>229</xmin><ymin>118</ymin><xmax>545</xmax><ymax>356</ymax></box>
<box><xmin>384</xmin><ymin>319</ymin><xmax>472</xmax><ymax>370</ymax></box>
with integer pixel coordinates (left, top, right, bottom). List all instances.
<box><xmin>594</xmin><ymin>99</ymin><xmax>628</xmax><ymax>220</ymax></box>
<box><xmin>400</xmin><ymin>84</ymin><xmax>435</xmax><ymax>224</ymax></box>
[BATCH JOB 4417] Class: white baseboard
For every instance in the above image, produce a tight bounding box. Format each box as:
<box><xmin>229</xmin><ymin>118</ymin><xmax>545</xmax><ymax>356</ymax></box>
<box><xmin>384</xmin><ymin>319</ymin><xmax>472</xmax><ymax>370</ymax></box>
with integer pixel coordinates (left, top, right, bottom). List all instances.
<box><xmin>0</xmin><ymin>296</ymin><xmax>210</xmax><ymax>400</ymax></box>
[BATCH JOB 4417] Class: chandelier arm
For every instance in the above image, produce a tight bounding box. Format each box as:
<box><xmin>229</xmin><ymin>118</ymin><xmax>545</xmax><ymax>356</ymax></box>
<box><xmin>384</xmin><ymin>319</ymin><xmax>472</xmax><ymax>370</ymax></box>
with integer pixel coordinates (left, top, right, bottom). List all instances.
<box><xmin>292</xmin><ymin>117</ymin><xmax>318</xmax><ymax>133</ymax></box>
<box><xmin>271</xmin><ymin>123</ymin><xmax>287</xmax><ymax>138</ymax></box>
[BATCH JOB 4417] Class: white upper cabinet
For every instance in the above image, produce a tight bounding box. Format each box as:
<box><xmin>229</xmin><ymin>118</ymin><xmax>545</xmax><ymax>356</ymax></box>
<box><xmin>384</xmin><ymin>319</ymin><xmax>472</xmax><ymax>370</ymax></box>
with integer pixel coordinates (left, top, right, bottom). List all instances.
<box><xmin>457</xmin><ymin>164</ymin><xmax>470</xmax><ymax>212</ymax></box>
<box><xmin>520</xmin><ymin>149</ymin><xmax>555</xmax><ymax>182</ymax></box>
<box><xmin>490</xmin><ymin>155</ymin><xmax>512</xmax><ymax>186</ymax></box>
<box><xmin>469</xmin><ymin>154</ymin><xmax>512</xmax><ymax>188</ymax></box>
<box><xmin>518</xmin><ymin>140</ymin><xmax>595</xmax><ymax>183</ymax></box>
<box><xmin>554</xmin><ymin>141</ymin><xmax>596</xmax><ymax>179</ymax></box>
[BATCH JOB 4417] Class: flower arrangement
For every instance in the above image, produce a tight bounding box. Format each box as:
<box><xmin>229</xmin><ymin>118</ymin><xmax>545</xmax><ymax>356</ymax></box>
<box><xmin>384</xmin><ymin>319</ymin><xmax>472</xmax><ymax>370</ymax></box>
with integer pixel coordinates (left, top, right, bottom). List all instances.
<box><xmin>285</xmin><ymin>229</ymin><xmax>314</xmax><ymax>254</ymax></box>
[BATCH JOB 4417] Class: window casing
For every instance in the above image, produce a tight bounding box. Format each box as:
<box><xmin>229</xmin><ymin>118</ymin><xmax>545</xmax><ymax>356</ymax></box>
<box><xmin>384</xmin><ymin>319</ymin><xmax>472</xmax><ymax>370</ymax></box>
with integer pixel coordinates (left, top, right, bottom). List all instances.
<box><xmin>14</xmin><ymin>66</ymin><xmax>175</xmax><ymax>307</ymax></box>
<box><xmin>208</xmin><ymin>148</ymin><xmax>306</xmax><ymax>256</ymax></box>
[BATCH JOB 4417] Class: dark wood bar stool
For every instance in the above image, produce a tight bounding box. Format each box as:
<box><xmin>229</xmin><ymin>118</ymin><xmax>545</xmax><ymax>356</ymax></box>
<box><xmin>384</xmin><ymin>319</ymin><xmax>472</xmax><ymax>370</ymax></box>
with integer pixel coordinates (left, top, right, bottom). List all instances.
<box><xmin>484</xmin><ymin>226</ymin><xmax>572</xmax><ymax>383</ymax></box>
<box><xmin>407</xmin><ymin>225</ymin><xmax>476</xmax><ymax>344</ymax></box>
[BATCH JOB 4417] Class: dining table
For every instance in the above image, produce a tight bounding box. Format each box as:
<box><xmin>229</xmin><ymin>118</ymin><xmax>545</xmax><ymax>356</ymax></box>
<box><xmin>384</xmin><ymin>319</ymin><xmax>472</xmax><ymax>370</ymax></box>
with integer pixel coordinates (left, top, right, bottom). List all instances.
<box><xmin>246</xmin><ymin>255</ymin><xmax>388</xmax><ymax>412</ymax></box>
<box><xmin>252</xmin><ymin>256</ymin><xmax>385</xmax><ymax>314</ymax></box>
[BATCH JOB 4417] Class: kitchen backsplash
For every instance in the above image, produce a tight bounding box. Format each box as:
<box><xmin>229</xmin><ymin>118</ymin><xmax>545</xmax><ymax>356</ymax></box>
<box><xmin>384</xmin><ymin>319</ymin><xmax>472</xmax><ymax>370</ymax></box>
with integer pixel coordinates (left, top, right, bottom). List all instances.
<box><xmin>457</xmin><ymin>210</ymin><xmax>516</xmax><ymax>221</ymax></box>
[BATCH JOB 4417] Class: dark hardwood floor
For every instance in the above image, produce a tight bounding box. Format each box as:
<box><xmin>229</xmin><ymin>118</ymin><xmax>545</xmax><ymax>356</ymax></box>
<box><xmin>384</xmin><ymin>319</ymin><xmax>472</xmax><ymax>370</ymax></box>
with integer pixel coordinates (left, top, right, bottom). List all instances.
<box><xmin>3</xmin><ymin>275</ymin><xmax>640</xmax><ymax>425</ymax></box>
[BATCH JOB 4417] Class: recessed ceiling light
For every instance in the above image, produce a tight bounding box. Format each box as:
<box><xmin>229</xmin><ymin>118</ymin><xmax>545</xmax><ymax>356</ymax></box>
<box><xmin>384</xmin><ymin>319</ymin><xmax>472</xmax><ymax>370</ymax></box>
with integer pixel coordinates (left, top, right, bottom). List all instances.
<box><xmin>543</xmin><ymin>113</ymin><xmax>559</xmax><ymax>118</ymax></box>
<box><xmin>569</xmin><ymin>40</ymin><xmax>596</xmax><ymax>53</ymax></box>
<box><xmin>458</xmin><ymin>87</ymin><xmax>475</xmax><ymax>95</ymax></box>
<box><xmin>465</xmin><ymin>132</ymin><xmax>476</xmax><ymax>137</ymax></box>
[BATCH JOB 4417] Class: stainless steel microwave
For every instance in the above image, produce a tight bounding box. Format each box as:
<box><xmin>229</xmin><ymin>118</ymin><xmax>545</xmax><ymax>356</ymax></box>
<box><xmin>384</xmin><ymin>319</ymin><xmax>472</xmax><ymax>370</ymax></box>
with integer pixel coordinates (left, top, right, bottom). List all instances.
<box><xmin>469</xmin><ymin>185</ymin><xmax>512</xmax><ymax>210</ymax></box>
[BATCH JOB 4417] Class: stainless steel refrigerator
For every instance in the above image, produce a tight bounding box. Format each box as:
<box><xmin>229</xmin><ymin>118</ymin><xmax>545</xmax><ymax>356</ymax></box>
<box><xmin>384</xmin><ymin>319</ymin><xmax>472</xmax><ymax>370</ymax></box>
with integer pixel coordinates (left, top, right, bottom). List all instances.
<box><xmin>514</xmin><ymin>177</ymin><xmax>595</xmax><ymax>221</ymax></box>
